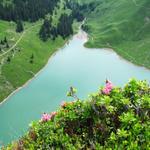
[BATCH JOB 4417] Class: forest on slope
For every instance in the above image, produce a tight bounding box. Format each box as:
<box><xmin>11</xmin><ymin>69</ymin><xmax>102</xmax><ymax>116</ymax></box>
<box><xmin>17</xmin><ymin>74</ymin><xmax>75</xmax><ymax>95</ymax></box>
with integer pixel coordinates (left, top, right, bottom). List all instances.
<box><xmin>1</xmin><ymin>0</ymin><xmax>149</xmax><ymax>103</ymax></box>
<box><xmin>79</xmin><ymin>0</ymin><xmax>150</xmax><ymax>69</ymax></box>
<box><xmin>0</xmin><ymin>0</ymin><xmax>93</xmax><ymax>102</ymax></box>
<box><xmin>0</xmin><ymin>0</ymin><xmax>62</xmax><ymax>102</ymax></box>
<box><xmin>0</xmin><ymin>0</ymin><xmax>59</xmax><ymax>21</ymax></box>
<box><xmin>0</xmin><ymin>0</ymin><xmax>149</xmax><ymax>149</ymax></box>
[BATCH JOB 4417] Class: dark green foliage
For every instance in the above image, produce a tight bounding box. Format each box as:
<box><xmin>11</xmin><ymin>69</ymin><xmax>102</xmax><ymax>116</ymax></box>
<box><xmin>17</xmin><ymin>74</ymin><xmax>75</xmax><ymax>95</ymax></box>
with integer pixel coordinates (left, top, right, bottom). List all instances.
<box><xmin>16</xmin><ymin>20</ymin><xmax>23</xmax><ymax>32</ymax></box>
<box><xmin>6</xmin><ymin>79</ymin><xmax>150</xmax><ymax>149</ymax></box>
<box><xmin>30</xmin><ymin>54</ymin><xmax>34</xmax><ymax>60</ymax></box>
<box><xmin>39</xmin><ymin>14</ymin><xmax>73</xmax><ymax>41</ymax></box>
<box><xmin>30</xmin><ymin>53</ymin><xmax>34</xmax><ymax>64</ymax></box>
<box><xmin>57</xmin><ymin>14</ymin><xmax>73</xmax><ymax>39</ymax></box>
<box><xmin>39</xmin><ymin>18</ymin><xmax>52</xmax><ymax>41</ymax></box>
<box><xmin>82</xmin><ymin>24</ymin><xmax>90</xmax><ymax>32</ymax></box>
<box><xmin>50</xmin><ymin>27</ymin><xmax>58</xmax><ymax>41</ymax></box>
<box><xmin>0</xmin><ymin>36</ymin><xmax>9</xmax><ymax>50</ymax></box>
<box><xmin>7</xmin><ymin>56</ymin><xmax>11</xmax><ymax>63</ymax></box>
<box><xmin>66</xmin><ymin>1</ymin><xmax>97</xmax><ymax>22</ymax></box>
<box><xmin>6</xmin><ymin>43</ymin><xmax>9</xmax><ymax>48</ymax></box>
<box><xmin>54</xmin><ymin>0</ymin><xmax>98</xmax><ymax>41</ymax></box>
<box><xmin>0</xmin><ymin>0</ymin><xmax>60</xmax><ymax>22</ymax></box>
<box><xmin>0</xmin><ymin>40</ymin><xmax>4</xmax><ymax>45</ymax></box>
<box><xmin>4</xmin><ymin>37</ymin><xmax>7</xmax><ymax>43</ymax></box>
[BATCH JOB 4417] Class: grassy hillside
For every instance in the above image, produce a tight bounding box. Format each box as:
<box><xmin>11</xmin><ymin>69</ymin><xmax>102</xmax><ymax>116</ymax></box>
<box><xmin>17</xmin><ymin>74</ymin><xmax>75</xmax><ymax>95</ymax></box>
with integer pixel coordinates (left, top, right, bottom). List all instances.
<box><xmin>81</xmin><ymin>0</ymin><xmax>150</xmax><ymax>69</ymax></box>
<box><xmin>5</xmin><ymin>79</ymin><xmax>150</xmax><ymax>149</ymax></box>
<box><xmin>0</xmin><ymin>20</ymin><xmax>66</xmax><ymax>102</ymax></box>
<box><xmin>0</xmin><ymin>0</ymin><xmax>77</xmax><ymax>102</ymax></box>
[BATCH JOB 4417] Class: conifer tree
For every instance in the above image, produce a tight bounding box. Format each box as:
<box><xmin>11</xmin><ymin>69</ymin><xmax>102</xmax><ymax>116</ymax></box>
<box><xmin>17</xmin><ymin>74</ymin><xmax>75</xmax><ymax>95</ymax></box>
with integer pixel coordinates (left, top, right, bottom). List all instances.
<box><xmin>4</xmin><ymin>37</ymin><xmax>7</xmax><ymax>43</ymax></box>
<box><xmin>16</xmin><ymin>20</ymin><xmax>24</xmax><ymax>32</ymax></box>
<box><xmin>39</xmin><ymin>18</ymin><xmax>52</xmax><ymax>41</ymax></box>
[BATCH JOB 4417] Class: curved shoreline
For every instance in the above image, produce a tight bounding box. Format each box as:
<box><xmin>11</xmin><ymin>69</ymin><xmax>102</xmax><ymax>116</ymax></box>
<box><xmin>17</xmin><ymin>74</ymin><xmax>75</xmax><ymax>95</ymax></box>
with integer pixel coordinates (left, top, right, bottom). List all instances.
<box><xmin>84</xmin><ymin>42</ymin><xmax>150</xmax><ymax>71</ymax></box>
<box><xmin>0</xmin><ymin>21</ymin><xmax>84</xmax><ymax>106</ymax></box>
<box><xmin>0</xmin><ymin>29</ymin><xmax>150</xmax><ymax>147</ymax></box>
<box><xmin>0</xmin><ymin>38</ymin><xmax>70</xmax><ymax>106</ymax></box>
<box><xmin>0</xmin><ymin>29</ymin><xmax>150</xmax><ymax>106</ymax></box>
<box><xmin>84</xmin><ymin>43</ymin><xmax>150</xmax><ymax>72</ymax></box>
<box><xmin>99</xmin><ymin>48</ymin><xmax>149</xmax><ymax>72</ymax></box>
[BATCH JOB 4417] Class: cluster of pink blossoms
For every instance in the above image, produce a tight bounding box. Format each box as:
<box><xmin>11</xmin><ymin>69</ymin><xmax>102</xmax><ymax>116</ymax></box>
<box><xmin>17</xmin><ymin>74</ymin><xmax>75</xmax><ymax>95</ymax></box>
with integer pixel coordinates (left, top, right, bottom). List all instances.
<box><xmin>102</xmin><ymin>80</ymin><xmax>113</xmax><ymax>95</ymax></box>
<box><xmin>41</xmin><ymin>112</ymin><xmax>57</xmax><ymax>122</ymax></box>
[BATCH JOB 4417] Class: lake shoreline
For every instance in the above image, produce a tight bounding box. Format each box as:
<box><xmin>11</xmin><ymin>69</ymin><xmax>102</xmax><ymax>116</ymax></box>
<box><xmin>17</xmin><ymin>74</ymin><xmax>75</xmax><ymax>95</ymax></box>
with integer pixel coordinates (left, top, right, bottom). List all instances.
<box><xmin>0</xmin><ymin>21</ymin><xmax>84</xmax><ymax>106</ymax></box>
<box><xmin>0</xmin><ymin>38</ymin><xmax>70</xmax><ymax>106</ymax></box>
<box><xmin>84</xmin><ymin>43</ymin><xmax>150</xmax><ymax>72</ymax></box>
<box><xmin>84</xmin><ymin>42</ymin><xmax>150</xmax><ymax>71</ymax></box>
<box><xmin>0</xmin><ymin>28</ymin><xmax>150</xmax><ymax>146</ymax></box>
<box><xmin>1</xmin><ymin>29</ymin><xmax>150</xmax><ymax>106</ymax></box>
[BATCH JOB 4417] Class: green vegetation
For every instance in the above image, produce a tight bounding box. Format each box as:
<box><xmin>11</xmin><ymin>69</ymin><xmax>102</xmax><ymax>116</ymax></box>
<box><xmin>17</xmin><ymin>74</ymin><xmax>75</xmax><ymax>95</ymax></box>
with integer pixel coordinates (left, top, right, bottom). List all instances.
<box><xmin>0</xmin><ymin>1</ymin><xmax>150</xmax><ymax>148</ymax></box>
<box><xmin>80</xmin><ymin>0</ymin><xmax>150</xmax><ymax>69</ymax></box>
<box><xmin>16</xmin><ymin>20</ymin><xmax>24</xmax><ymax>33</ymax></box>
<box><xmin>0</xmin><ymin>0</ymin><xmax>81</xmax><ymax>102</ymax></box>
<box><xmin>0</xmin><ymin>20</ymin><xmax>23</xmax><ymax>101</ymax></box>
<box><xmin>39</xmin><ymin>0</ymin><xmax>88</xmax><ymax>42</ymax></box>
<box><xmin>39</xmin><ymin>14</ymin><xmax>73</xmax><ymax>41</ymax></box>
<box><xmin>0</xmin><ymin>0</ymin><xmax>59</xmax><ymax>22</ymax></box>
<box><xmin>5</xmin><ymin>79</ymin><xmax>150</xmax><ymax>149</ymax></box>
<box><xmin>0</xmin><ymin>20</ymin><xmax>67</xmax><ymax>102</ymax></box>
<box><xmin>0</xmin><ymin>0</ymin><xmax>91</xmax><ymax>102</ymax></box>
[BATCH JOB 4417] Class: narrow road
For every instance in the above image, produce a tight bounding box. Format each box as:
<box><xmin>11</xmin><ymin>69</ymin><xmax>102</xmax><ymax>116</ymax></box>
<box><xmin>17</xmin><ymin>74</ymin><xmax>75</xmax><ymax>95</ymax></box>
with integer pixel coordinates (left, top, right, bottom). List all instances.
<box><xmin>0</xmin><ymin>31</ymin><xmax>25</xmax><ymax>57</ymax></box>
<box><xmin>0</xmin><ymin>23</ymin><xmax>41</xmax><ymax>57</ymax></box>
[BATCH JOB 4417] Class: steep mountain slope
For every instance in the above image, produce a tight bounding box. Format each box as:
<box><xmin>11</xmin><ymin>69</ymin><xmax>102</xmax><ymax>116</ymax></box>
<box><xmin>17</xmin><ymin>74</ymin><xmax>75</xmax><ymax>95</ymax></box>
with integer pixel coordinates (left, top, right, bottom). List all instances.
<box><xmin>81</xmin><ymin>0</ymin><xmax>150</xmax><ymax>68</ymax></box>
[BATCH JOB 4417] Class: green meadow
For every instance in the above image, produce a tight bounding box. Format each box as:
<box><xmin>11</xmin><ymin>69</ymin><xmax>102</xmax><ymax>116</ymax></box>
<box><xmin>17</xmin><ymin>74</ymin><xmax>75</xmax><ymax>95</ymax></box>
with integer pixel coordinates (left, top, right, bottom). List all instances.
<box><xmin>0</xmin><ymin>0</ymin><xmax>75</xmax><ymax>102</ymax></box>
<box><xmin>81</xmin><ymin>0</ymin><xmax>150</xmax><ymax>68</ymax></box>
<box><xmin>0</xmin><ymin>20</ymin><xmax>67</xmax><ymax>102</ymax></box>
<box><xmin>0</xmin><ymin>0</ymin><xmax>150</xmax><ymax>102</ymax></box>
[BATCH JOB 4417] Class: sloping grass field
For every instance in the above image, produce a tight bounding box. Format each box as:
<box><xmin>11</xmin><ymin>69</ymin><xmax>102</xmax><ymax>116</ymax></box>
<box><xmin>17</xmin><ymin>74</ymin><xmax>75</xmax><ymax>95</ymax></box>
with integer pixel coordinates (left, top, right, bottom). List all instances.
<box><xmin>81</xmin><ymin>0</ymin><xmax>150</xmax><ymax>68</ymax></box>
<box><xmin>0</xmin><ymin>20</ymin><xmax>66</xmax><ymax>102</ymax></box>
<box><xmin>0</xmin><ymin>0</ymin><xmax>74</xmax><ymax>102</ymax></box>
<box><xmin>0</xmin><ymin>0</ymin><xmax>150</xmax><ymax>102</ymax></box>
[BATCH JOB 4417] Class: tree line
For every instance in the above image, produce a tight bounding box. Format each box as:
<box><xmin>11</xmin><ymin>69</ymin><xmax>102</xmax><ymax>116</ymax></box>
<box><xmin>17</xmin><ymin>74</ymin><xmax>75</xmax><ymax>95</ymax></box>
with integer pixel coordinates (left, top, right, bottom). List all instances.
<box><xmin>39</xmin><ymin>14</ymin><xmax>73</xmax><ymax>41</ymax></box>
<box><xmin>39</xmin><ymin>1</ymin><xmax>97</xmax><ymax>41</ymax></box>
<box><xmin>66</xmin><ymin>0</ymin><xmax>97</xmax><ymax>22</ymax></box>
<box><xmin>0</xmin><ymin>0</ymin><xmax>60</xmax><ymax>22</ymax></box>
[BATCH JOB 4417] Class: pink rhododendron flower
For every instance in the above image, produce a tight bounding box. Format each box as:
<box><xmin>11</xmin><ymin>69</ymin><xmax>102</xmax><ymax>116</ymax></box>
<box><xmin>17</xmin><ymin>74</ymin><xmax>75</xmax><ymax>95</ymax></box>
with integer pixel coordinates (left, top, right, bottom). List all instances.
<box><xmin>41</xmin><ymin>113</ymin><xmax>51</xmax><ymax>122</ymax></box>
<box><xmin>102</xmin><ymin>87</ymin><xmax>111</xmax><ymax>95</ymax></box>
<box><xmin>106</xmin><ymin>80</ymin><xmax>113</xmax><ymax>90</ymax></box>
<box><xmin>102</xmin><ymin>80</ymin><xmax>113</xmax><ymax>95</ymax></box>
<box><xmin>41</xmin><ymin>112</ymin><xmax>57</xmax><ymax>122</ymax></box>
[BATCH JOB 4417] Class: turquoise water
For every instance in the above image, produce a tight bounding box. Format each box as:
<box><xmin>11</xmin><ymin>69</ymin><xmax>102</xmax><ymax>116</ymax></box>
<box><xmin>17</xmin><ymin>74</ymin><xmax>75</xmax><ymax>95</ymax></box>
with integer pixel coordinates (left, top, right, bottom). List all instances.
<box><xmin>0</xmin><ymin>30</ymin><xmax>150</xmax><ymax>146</ymax></box>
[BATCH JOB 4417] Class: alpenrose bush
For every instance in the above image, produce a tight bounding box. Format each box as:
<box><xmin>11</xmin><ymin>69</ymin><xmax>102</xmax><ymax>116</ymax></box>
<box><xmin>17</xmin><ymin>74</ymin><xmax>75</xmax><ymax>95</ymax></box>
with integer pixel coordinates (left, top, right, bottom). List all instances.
<box><xmin>5</xmin><ymin>79</ymin><xmax>150</xmax><ymax>150</ymax></box>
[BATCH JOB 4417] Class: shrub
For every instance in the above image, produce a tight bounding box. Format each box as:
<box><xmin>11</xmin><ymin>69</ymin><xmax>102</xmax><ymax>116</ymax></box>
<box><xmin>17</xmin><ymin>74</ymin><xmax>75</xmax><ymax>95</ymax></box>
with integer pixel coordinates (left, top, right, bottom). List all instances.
<box><xmin>5</xmin><ymin>79</ymin><xmax>150</xmax><ymax>150</ymax></box>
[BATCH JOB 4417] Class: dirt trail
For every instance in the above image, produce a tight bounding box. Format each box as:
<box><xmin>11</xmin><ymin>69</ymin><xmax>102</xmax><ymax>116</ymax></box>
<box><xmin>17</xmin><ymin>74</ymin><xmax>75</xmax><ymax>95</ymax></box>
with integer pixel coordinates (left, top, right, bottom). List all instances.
<box><xmin>0</xmin><ymin>23</ymin><xmax>41</xmax><ymax>57</ymax></box>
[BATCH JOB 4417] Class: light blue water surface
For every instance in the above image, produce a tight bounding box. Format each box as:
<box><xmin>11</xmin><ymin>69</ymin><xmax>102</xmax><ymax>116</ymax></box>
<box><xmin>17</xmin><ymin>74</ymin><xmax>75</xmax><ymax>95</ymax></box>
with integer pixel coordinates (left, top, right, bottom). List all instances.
<box><xmin>0</xmin><ymin>30</ymin><xmax>150</xmax><ymax>146</ymax></box>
